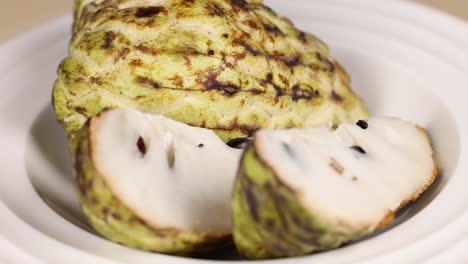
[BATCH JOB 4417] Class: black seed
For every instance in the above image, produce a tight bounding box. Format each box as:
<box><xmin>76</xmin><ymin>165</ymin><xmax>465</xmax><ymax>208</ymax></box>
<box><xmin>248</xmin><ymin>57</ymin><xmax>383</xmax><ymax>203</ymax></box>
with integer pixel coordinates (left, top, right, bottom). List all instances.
<box><xmin>227</xmin><ymin>138</ymin><xmax>251</xmax><ymax>149</ymax></box>
<box><xmin>351</xmin><ymin>145</ymin><xmax>366</xmax><ymax>154</ymax></box>
<box><xmin>137</xmin><ymin>136</ymin><xmax>147</xmax><ymax>156</ymax></box>
<box><xmin>198</xmin><ymin>143</ymin><xmax>204</xmax><ymax>148</ymax></box>
<box><xmin>356</xmin><ymin>120</ymin><xmax>369</xmax><ymax>129</ymax></box>
<box><xmin>208</xmin><ymin>50</ymin><xmax>215</xmax><ymax>55</ymax></box>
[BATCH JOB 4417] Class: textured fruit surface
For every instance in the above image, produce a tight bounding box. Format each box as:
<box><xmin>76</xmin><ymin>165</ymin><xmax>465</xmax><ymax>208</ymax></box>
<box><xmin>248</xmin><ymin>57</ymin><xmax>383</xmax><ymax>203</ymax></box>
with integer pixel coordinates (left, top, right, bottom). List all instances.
<box><xmin>54</xmin><ymin>0</ymin><xmax>368</xmax><ymax>153</ymax></box>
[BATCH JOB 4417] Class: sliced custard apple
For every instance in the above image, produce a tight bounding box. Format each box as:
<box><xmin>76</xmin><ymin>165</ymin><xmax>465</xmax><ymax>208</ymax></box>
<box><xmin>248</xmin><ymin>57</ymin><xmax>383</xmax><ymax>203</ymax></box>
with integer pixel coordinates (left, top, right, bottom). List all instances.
<box><xmin>75</xmin><ymin>108</ymin><xmax>242</xmax><ymax>254</ymax></box>
<box><xmin>53</xmin><ymin>0</ymin><xmax>368</xmax><ymax>154</ymax></box>
<box><xmin>232</xmin><ymin>118</ymin><xmax>438</xmax><ymax>259</ymax></box>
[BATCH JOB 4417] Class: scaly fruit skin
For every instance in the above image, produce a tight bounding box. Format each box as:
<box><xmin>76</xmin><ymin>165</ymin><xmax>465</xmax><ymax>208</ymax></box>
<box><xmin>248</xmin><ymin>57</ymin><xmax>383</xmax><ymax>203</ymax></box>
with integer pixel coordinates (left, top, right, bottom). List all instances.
<box><xmin>54</xmin><ymin>0</ymin><xmax>368</xmax><ymax>154</ymax></box>
<box><xmin>75</xmin><ymin>119</ymin><xmax>231</xmax><ymax>255</ymax></box>
<box><xmin>232</xmin><ymin>146</ymin><xmax>372</xmax><ymax>259</ymax></box>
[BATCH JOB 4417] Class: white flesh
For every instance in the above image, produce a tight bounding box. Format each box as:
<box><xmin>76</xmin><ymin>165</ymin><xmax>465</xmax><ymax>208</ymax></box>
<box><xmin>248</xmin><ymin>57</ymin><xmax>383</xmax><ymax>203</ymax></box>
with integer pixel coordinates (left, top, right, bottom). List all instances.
<box><xmin>255</xmin><ymin>117</ymin><xmax>436</xmax><ymax>229</ymax></box>
<box><xmin>90</xmin><ymin>109</ymin><xmax>242</xmax><ymax>234</ymax></box>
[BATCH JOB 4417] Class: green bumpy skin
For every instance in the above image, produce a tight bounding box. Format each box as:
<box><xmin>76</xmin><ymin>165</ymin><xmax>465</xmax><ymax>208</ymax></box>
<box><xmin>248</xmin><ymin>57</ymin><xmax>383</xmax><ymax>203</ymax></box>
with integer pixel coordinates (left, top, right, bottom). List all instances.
<box><xmin>75</xmin><ymin>121</ymin><xmax>231</xmax><ymax>254</ymax></box>
<box><xmin>53</xmin><ymin>0</ymin><xmax>368</xmax><ymax>153</ymax></box>
<box><xmin>232</xmin><ymin>146</ymin><xmax>373</xmax><ymax>259</ymax></box>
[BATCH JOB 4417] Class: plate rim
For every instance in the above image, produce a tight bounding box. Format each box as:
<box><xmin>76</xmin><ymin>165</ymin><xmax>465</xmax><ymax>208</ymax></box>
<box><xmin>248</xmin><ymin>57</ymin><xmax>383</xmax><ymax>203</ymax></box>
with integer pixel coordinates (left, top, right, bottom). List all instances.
<box><xmin>1</xmin><ymin>0</ymin><xmax>468</xmax><ymax>263</ymax></box>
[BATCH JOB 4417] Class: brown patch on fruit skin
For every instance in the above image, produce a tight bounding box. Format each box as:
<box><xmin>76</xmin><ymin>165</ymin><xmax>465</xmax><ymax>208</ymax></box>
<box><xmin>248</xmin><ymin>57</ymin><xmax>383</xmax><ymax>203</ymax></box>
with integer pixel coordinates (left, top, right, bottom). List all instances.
<box><xmin>291</xmin><ymin>85</ymin><xmax>317</xmax><ymax>101</ymax></box>
<box><xmin>213</xmin><ymin>117</ymin><xmax>258</xmax><ymax>138</ymax></box>
<box><xmin>263</xmin><ymin>23</ymin><xmax>283</xmax><ymax>35</ymax></box>
<box><xmin>180</xmin><ymin>0</ymin><xmax>195</xmax><ymax>7</ymax></box>
<box><xmin>90</xmin><ymin>76</ymin><xmax>101</xmax><ymax>85</ymax></box>
<box><xmin>102</xmin><ymin>31</ymin><xmax>116</xmax><ymax>49</ymax></box>
<box><xmin>245</xmin><ymin>186</ymin><xmax>259</xmax><ymax>222</ymax></box>
<box><xmin>74</xmin><ymin>112</ymin><xmax>233</xmax><ymax>254</ymax></box>
<box><xmin>233</xmin><ymin>39</ymin><xmax>306</xmax><ymax>69</ymax></box>
<box><xmin>246</xmin><ymin>20</ymin><xmax>260</xmax><ymax>30</ymax></box>
<box><xmin>115</xmin><ymin>47</ymin><xmax>130</xmax><ymax>63</ymax></box>
<box><xmin>231</xmin><ymin>0</ymin><xmax>249</xmax><ymax>10</ymax></box>
<box><xmin>111</xmin><ymin>213</ymin><xmax>122</xmax><ymax>220</ymax></box>
<box><xmin>135</xmin><ymin>44</ymin><xmax>158</xmax><ymax>56</ymax></box>
<box><xmin>316</xmin><ymin>52</ymin><xmax>324</xmax><ymax>61</ymax></box>
<box><xmin>169</xmin><ymin>75</ymin><xmax>184</xmax><ymax>87</ymax></box>
<box><xmin>298</xmin><ymin>31</ymin><xmax>307</xmax><ymax>43</ymax></box>
<box><xmin>325</xmin><ymin>60</ymin><xmax>335</xmax><ymax>72</ymax></box>
<box><xmin>135</xmin><ymin>7</ymin><xmax>167</xmax><ymax>18</ymax></box>
<box><xmin>75</xmin><ymin>106</ymin><xmax>87</xmax><ymax>115</ymax></box>
<box><xmin>331</xmin><ymin>91</ymin><xmax>343</xmax><ymax>103</ymax></box>
<box><xmin>129</xmin><ymin>58</ymin><xmax>143</xmax><ymax>68</ymax></box>
<box><xmin>209</xmin><ymin>4</ymin><xmax>225</xmax><ymax>16</ymax></box>
<box><xmin>265</xmin><ymin>183</ymin><xmax>289</xmax><ymax>231</ymax></box>
<box><xmin>283</xmin><ymin>56</ymin><xmax>301</xmax><ymax>68</ymax></box>
<box><xmin>136</xmin><ymin>76</ymin><xmax>161</xmax><ymax>89</ymax></box>
<box><xmin>233</xmin><ymin>39</ymin><xmax>261</xmax><ymax>56</ymax></box>
<box><xmin>199</xmin><ymin>71</ymin><xmax>245</xmax><ymax>96</ymax></box>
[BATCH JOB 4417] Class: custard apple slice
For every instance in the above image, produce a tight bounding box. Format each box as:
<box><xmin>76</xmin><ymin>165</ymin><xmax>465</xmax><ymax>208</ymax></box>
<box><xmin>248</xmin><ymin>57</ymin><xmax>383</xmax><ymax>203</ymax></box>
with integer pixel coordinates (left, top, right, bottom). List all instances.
<box><xmin>232</xmin><ymin>117</ymin><xmax>438</xmax><ymax>259</ymax></box>
<box><xmin>53</xmin><ymin>0</ymin><xmax>368</xmax><ymax>154</ymax></box>
<box><xmin>75</xmin><ymin>108</ymin><xmax>241</xmax><ymax>254</ymax></box>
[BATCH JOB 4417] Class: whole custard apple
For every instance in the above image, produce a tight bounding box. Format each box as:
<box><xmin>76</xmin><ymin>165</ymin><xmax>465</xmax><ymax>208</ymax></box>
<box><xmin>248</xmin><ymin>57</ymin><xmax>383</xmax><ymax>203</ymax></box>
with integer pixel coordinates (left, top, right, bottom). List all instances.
<box><xmin>52</xmin><ymin>0</ymin><xmax>368</xmax><ymax>153</ymax></box>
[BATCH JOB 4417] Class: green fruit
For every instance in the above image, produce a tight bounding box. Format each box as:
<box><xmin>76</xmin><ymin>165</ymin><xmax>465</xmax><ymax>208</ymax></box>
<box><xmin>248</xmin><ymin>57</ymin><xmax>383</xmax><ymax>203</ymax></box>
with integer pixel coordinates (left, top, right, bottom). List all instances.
<box><xmin>53</xmin><ymin>0</ymin><xmax>368</xmax><ymax>154</ymax></box>
<box><xmin>232</xmin><ymin>118</ymin><xmax>437</xmax><ymax>259</ymax></box>
<box><xmin>75</xmin><ymin>109</ymin><xmax>242</xmax><ymax>254</ymax></box>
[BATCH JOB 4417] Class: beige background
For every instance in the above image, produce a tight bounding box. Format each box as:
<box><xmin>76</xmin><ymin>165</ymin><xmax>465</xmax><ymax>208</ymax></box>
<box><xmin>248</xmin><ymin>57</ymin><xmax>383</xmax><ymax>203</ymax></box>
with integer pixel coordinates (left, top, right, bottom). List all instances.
<box><xmin>0</xmin><ymin>0</ymin><xmax>467</xmax><ymax>43</ymax></box>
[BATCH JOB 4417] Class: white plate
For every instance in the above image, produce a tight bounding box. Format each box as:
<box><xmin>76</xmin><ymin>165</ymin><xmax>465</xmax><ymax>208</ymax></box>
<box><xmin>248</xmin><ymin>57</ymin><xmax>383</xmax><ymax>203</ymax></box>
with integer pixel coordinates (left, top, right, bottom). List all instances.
<box><xmin>1</xmin><ymin>0</ymin><xmax>468</xmax><ymax>263</ymax></box>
